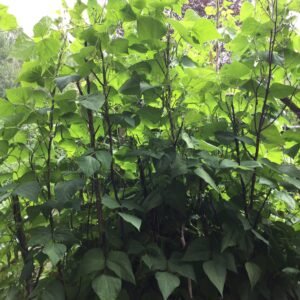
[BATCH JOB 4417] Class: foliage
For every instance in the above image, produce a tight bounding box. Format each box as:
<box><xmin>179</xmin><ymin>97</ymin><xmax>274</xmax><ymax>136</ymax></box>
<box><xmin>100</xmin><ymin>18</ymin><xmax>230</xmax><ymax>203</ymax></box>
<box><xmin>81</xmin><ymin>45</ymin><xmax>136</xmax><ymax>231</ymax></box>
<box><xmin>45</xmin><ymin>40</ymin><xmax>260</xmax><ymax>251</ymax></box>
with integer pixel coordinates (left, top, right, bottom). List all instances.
<box><xmin>0</xmin><ymin>0</ymin><xmax>299</xmax><ymax>299</ymax></box>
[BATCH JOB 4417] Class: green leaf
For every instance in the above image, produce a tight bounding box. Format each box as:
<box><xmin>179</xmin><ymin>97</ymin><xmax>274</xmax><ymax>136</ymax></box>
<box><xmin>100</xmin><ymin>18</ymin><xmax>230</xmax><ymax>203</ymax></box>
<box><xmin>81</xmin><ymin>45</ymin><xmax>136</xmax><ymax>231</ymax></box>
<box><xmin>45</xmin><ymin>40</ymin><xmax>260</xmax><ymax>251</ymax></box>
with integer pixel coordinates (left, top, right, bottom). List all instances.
<box><xmin>221</xmin><ymin>226</ymin><xmax>239</xmax><ymax>252</ymax></box>
<box><xmin>270</xmin><ymin>83</ymin><xmax>296</xmax><ymax>98</ymax></box>
<box><xmin>18</xmin><ymin>61</ymin><xmax>43</xmax><ymax>84</ymax></box>
<box><xmin>194</xmin><ymin>167</ymin><xmax>219</xmax><ymax>192</ymax></box>
<box><xmin>274</xmin><ymin>190</ymin><xmax>296</xmax><ymax>210</ymax></box>
<box><xmin>43</xmin><ymin>242</ymin><xmax>66</xmax><ymax>265</ymax></box>
<box><xmin>92</xmin><ymin>275</ymin><xmax>121</xmax><ymax>300</ymax></box>
<box><xmin>0</xmin><ymin>140</ymin><xmax>9</xmax><ymax>156</ymax></box>
<box><xmin>80</xmin><ymin>248</ymin><xmax>105</xmax><ymax>275</ymax></box>
<box><xmin>118</xmin><ymin>212</ymin><xmax>142</xmax><ymax>231</ymax></box>
<box><xmin>142</xmin><ymin>244</ymin><xmax>167</xmax><ymax>271</ymax></box>
<box><xmin>107</xmin><ymin>251</ymin><xmax>135</xmax><ymax>284</ymax></box>
<box><xmin>110</xmin><ymin>38</ymin><xmax>129</xmax><ymax>54</ymax></box>
<box><xmin>119</xmin><ymin>76</ymin><xmax>140</xmax><ymax>95</ymax></box>
<box><xmin>220</xmin><ymin>159</ymin><xmax>239</xmax><ymax>169</ymax></box>
<box><xmin>0</xmin><ymin>5</ymin><xmax>17</xmax><ymax>30</ymax></box>
<box><xmin>28</xmin><ymin>227</ymin><xmax>52</xmax><ymax>247</ymax></box>
<box><xmin>198</xmin><ymin>140</ymin><xmax>219</xmax><ymax>152</ymax></box>
<box><xmin>168</xmin><ymin>254</ymin><xmax>196</xmax><ymax>281</ymax></box>
<box><xmin>55</xmin><ymin>75</ymin><xmax>81</xmax><ymax>92</ymax></box>
<box><xmin>102</xmin><ymin>195</ymin><xmax>121</xmax><ymax>209</ymax></box>
<box><xmin>0</xmin><ymin>192</ymin><xmax>11</xmax><ymax>203</ymax></box>
<box><xmin>77</xmin><ymin>156</ymin><xmax>100</xmax><ymax>177</ymax></box>
<box><xmin>245</xmin><ymin>262</ymin><xmax>261</xmax><ymax>289</ymax></box>
<box><xmin>138</xmin><ymin>106</ymin><xmax>162</xmax><ymax>124</ymax></box>
<box><xmin>283</xmin><ymin>177</ymin><xmax>300</xmax><ymax>189</ymax></box>
<box><xmin>13</xmin><ymin>181</ymin><xmax>40</xmax><ymax>201</ymax></box>
<box><xmin>190</xmin><ymin>17</ymin><xmax>221</xmax><ymax>43</ymax></box>
<box><xmin>40</xmin><ymin>280</ymin><xmax>65</xmax><ymax>300</ymax></box>
<box><xmin>79</xmin><ymin>94</ymin><xmax>105</xmax><ymax>111</ymax></box>
<box><xmin>137</xmin><ymin>16</ymin><xmax>167</xmax><ymax>40</ymax></box>
<box><xmin>251</xmin><ymin>229</ymin><xmax>269</xmax><ymax>245</ymax></box>
<box><xmin>181</xmin><ymin>56</ymin><xmax>198</xmax><ymax>68</ymax></box>
<box><xmin>155</xmin><ymin>272</ymin><xmax>180</xmax><ymax>300</ymax></box>
<box><xmin>203</xmin><ymin>259</ymin><xmax>227</xmax><ymax>296</ymax></box>
<box><xmin>96</xmin><ymin>150</ymin><xmax>112</xmax><ymax>170</ymax></box>
<box><xmin>55</xmin><ymin>179</ymin><xmax>85</xmax><ymax>203</ymax></box>
<box><xmin>33</xmin><ymin>16</ymin><xmax>52</xmax><ymax>37</ymax></box>
<box><xmin>183</xmin><ymin>238</ymin><xmax>210</xmax><ymax>262</ymax></box>
<box><xmin>282</xmin><ymin>267</ymin><xmax>300</xmax><ymax>275</ymax></box>
<box><xmin>36</xmin><ymin>38</ymin><xmax>61</xmax><ymax>63</ymax></box>
<box><xmin>221</xmin><ymin>61</ymin><xmax>251</xmax><ymax>82</ymax></box>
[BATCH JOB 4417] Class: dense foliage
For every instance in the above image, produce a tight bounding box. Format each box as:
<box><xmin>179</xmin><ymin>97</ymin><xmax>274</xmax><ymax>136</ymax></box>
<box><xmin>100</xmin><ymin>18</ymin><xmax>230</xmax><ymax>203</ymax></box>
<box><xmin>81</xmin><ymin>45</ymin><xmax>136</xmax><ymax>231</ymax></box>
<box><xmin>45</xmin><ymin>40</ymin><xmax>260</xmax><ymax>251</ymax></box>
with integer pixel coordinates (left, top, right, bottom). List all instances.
<box><xmin>0</xmin><ymin>0</ymin><xmax>299</xmax><ymax>299</ymax></box>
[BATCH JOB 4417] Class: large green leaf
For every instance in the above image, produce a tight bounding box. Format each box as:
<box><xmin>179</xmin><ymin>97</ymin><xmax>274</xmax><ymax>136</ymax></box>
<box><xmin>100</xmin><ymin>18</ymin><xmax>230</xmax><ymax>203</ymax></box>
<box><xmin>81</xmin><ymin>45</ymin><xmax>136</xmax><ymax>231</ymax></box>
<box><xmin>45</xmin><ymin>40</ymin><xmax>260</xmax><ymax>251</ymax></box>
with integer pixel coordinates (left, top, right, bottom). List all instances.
<box><xmin>137</xmin><ymin>16</ymin><xmax>167</xmax><ymax>40</ymax></box>
<box><xmin>194</xmin><ymin>167</ymin><xmax>219</xmax><ymax>192</ymax></box>
<box><xmin>33</xmin><ymin>16</ymin><xmax>52</xmax><ymax>37</ymax></box>
<box><xmin>40</xmin><ymin>280</ymin><xmax>65</xmax><ymax>300</ymax></box>
<box><xmin>43</xmin><ymin>242</ymin><xmax>66</xmax><ymax>265</ymax></box>
<box><xmin>55</xmin><ymin>75</ymin><xmax>81</xmax><ymax>92</ymax></box>
<box><xmin>192</xmin><ymin>18</ymin><xmax>221</xmax><ymax>43</ymax></box>
<box><xmin>203</xmin><ymin>259</ymin><xmax>227</xmax><ymax>296</ymax></box>
<box><xmin>92</xmin><ymin>275</ymin><xmax>121</xmax><ymax>300</ymax></box>
<box><xmin>168</xmin><ymin>254</ymin><xmax>196</xmax><ymax>281</ymax></box>
<box><xmin>36</xmin><ymin>38</ymin><xmax>61</xmax><ymax>63</ymax></box>
<box><xmin>155</xmin><ymin>272</ymin><xmax>180</xmax><ymax>300</ymax></box>
<box><xmin>142</xmin><ymin>244</ymin><xmax>167</xmax><ymax>271</ymax></box>
<box><xmin>102</xmin><ymin>195</ymin><xmax>121</xmax><ymax>209</ymax></box>
<box><xmin>0</xmin><ymin>140</ymin><xmax>9</xmax><ymax>156</ymax></box>
<box><xmin>245</xmin><ymin>262</ymin><xmax>261</xmax><ymax>289</ymax></box>
<box><xmin>55</xmin><ymin>179</ymin><xmax>85</xmax><ymax>203</ymax></box>
<box><xmin>79</xmin><ymin>94</ymin><xmax>105</xmax><ymax>111</ymax></box>
<box><xmin>0</xmin><ymin>5</ymin><xmax>17</xmax><ymax>30</ymax></box>
<box><xmin>107</xmin><ymin>251</ymin><xmax>135</xmax><ymax>284</ymax></box>
<box><xmin>119</xmin><ymin>76</ymin><xmax>140</xmax><ymax>95</ymax></box>
<box><xmin>118</xmin><ymin>212</ymin><xmax>142</xmax><ymax>231</ymax></box>
<box><xmin>80</xmin><ymin>248</ymin><xmax>105</xmax><ymax>274</ymax></box>
<box><xmin>77</xmin><ymin>156</ymin><xmax>100</xmax><ymax>177</ymax></box>
<box><xmin>183</xmin><ymin>238</ymin><xmax>210</xmax><ymax>261</ymax></box>
<box><xmin>13</xmin><ymin>181</ymin><xmax>40</xmax><ymax>201</ymax></box>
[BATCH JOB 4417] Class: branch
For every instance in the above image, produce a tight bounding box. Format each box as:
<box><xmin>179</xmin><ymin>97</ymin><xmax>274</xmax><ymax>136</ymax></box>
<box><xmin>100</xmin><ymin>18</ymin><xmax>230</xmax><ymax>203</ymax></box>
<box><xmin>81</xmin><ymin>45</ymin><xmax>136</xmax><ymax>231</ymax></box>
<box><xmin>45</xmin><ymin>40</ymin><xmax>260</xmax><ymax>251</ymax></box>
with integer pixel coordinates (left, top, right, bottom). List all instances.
<box><xmin>12</xmin><ymin>195</ymin><xmax>33</xmax><ymax>294</ymax></box>
<box><xmin>280</xmin><ymin>97</ymin><xmax>300</xmax><ymax>119</ymax></box>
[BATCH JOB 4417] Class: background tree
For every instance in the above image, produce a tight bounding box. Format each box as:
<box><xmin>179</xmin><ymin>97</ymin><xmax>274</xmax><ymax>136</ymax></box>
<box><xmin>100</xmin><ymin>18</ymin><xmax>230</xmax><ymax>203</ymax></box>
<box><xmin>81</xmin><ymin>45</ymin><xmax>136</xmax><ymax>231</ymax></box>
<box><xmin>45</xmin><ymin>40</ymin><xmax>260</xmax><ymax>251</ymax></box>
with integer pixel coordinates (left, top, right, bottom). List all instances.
<box><xmin>0</xmin><ymin>30</ymin><xmax>20</xmax><ymax>97</ymax></box>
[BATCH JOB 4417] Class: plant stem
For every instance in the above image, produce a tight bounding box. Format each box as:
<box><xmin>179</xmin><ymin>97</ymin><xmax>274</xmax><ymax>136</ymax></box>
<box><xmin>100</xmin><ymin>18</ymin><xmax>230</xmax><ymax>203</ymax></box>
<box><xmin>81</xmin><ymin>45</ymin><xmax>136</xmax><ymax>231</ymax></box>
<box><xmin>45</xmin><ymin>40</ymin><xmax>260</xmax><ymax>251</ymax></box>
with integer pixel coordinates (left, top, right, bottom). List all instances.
<box><xmin>12</xmin><ymin>195</ymin><xmax>33</xmax><ymax>294</ymax></box>
<box><xmin>249</xmin><ymin>0</ymin><xmax>278</xmax><ymax>211</ymax></box>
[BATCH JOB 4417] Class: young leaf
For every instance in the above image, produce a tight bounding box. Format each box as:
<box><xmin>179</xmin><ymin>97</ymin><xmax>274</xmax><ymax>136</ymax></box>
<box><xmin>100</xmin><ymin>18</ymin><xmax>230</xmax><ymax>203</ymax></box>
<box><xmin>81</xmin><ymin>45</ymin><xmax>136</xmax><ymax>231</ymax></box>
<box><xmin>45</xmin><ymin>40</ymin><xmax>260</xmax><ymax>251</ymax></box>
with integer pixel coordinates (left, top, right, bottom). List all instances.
<box><xmin>118</xmin><ymin>212</ymin><xmax>142</xmax><ymax>231</ymax></box>
<box><xmin>245</xmin><ymin>262</ymin><xmax>261</xmax><ymax>289</ymax></box>
<box><xmin>92</xmin><ymin>275</ymin><xmax>121</xmax><ymax>300</ymax></box>
<box><xmin>203</xmin><ymin>259</ymin><xmax>227</xmax><ymax>296</ymax></box>
<box><xmin>155</xmin><ymin>272</ymin><xmax>180</xmax><ymax>300</ymax></box>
